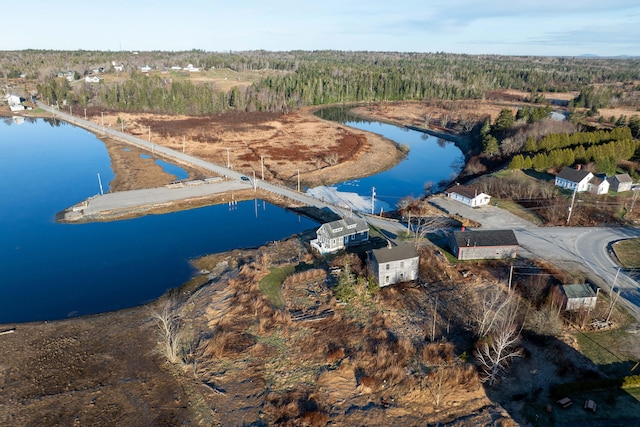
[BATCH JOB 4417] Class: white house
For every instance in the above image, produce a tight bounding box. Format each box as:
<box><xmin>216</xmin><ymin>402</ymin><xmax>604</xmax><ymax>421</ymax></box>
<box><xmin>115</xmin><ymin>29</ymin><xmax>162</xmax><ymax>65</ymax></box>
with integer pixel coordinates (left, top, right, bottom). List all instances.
<box><xmin>608</xmin><ymin>173</ymin><xmax>633</xmax><ymax>192</ymax></box>
<box><xmin>445</xmin><ymin>184</ymin><xmax>491</xmax><ymax>207</ymax></box>
<box><xmin>140</xmin><ymin>65</ymin><xmax>152</xmax><ymax>73</ymax></box>
<box><xmin>183</xmin><ymin>64</ymin><xmax>200</xmax><ymax>72</ymax></box>
<box><xmin>112</xmin><ymin>62</ymin><xmax>124</xmax><ymax>72</ymax></box>
<box><xmin>310</xmin><ymin>217</ymin><xmax>369</xmax><ymax>254</ymax></box>
<box><xmin>555</xmin><ymin>166</ymin><xmax>594</xmax><ymax>192</ymax></box>
<box><xmin>85</xmin><ymin>75</ymin><xmax>103</xmax><ymax>83</ymax></box>
<box><xmin>588</xmin><ymin>174</ymin><xmax>609</xmax><ymax>195</ymax></box>
<box><xmin>368</xmin><ymin>243</ymin><xmax>419</xmax><ymax>287</ymax></box>
<box><xmin>5</xmin><ymin>94</ymin><xmax>25</xmax><ymax>111</ymax></box>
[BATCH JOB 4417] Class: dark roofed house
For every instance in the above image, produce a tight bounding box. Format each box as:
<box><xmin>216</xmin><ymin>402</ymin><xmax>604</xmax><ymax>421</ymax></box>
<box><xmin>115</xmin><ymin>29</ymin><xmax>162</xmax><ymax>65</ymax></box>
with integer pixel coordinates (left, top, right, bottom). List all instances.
<box><xmin>368</xmin><ymin>243</ymin><xmax>419</xmax><ymax>287</ymax></box>
<box><xmin>449</xmin><ymin>229</ymin><xmax>519</xmax><ymax>260</ymax></box>
<box><xmin>555</xmin><ymin>166</ymin><xmax>594</xmax><ymax>192</ymax></box>
<box><xmin>445</xmin><ymin>185</ymin><xmax>491</xmax><ymax>207</ymax></box>
<box><xmin>608</xmin><ymin>173</ymin><xmax>633</xmax><ymax>192</ymax></box>
<box><xmin>310</xmin><ymin>217</ymin><xmax>369</xmax><ymax>254</ymax></box>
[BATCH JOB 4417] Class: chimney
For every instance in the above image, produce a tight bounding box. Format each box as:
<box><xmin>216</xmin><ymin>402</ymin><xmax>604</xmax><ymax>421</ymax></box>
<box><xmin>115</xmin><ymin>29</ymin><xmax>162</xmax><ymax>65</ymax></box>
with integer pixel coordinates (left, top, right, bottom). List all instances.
<box><xmin>461</xmin><ymin>226</ymin><xmax>465</xmax><ymax>232</ymax></box>
<box><xmin>576</xmin><ymin>164</ymin><xmax>582</xmax><ymax>171</ymax></box>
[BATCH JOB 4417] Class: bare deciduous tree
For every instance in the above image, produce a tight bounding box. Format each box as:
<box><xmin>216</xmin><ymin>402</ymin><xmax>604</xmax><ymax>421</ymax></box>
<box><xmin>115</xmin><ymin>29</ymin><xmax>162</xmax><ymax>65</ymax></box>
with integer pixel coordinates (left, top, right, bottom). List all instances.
<box><xmin>475</xmin><ymin>319</ymin><xmax>523</xmax><ymax>386</ymax></box>
<box><xmin>150</xmin><ymin>298</ymin><xmax>185</xmax><ymax>364</ymax></box>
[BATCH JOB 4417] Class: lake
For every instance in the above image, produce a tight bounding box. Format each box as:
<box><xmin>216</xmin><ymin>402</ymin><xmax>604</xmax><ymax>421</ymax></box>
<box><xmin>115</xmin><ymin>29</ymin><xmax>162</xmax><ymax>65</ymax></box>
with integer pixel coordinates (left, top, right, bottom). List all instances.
<box><xmin>0</xmin><ymin>118</ymin><xmax>316</xmax><ymax>323</ymax></box>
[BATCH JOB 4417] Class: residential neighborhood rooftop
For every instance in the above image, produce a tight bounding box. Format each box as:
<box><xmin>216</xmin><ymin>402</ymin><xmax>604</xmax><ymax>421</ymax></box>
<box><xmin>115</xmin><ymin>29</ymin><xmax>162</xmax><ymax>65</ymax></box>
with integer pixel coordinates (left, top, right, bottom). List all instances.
<box><xmin>452</xmin><ymin>229</ymin><xmax>519</xmax><ymax>248</ymax></box>
<box><xmin>446</xmin><ymin>184</ymin><xmax>482</xmax><ymax>200</ymax></box>
<box><xmin>557</xmin><ymin>166</ymin><xmax>592</xmax><ymax>183</ymax></box>
<box><xmin>371</xmin><ymin>243</ymin><xmax>419</xmax><ymax>264</ymax></box>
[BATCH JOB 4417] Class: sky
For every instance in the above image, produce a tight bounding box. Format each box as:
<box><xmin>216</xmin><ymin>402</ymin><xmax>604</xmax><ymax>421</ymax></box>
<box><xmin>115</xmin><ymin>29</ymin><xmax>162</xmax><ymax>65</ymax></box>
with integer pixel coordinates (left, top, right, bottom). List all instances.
<box><xmin>5</xmin><ymin>0</ymin><xmax>640</xmax><ymax>56</ymax></box>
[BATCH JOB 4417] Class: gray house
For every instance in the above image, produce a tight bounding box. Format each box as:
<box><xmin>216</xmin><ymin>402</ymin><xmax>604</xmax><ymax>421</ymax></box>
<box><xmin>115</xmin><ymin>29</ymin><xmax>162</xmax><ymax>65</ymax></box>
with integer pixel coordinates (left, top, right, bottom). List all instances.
<box><xmin>608</xmin><ymin>173</ymin><xmax>633</xmax><ymax>192</ymax></box>
<box><xmin>555</xmin><ymin>283</ymin><xmax>599</xmax><ymax>311</ymax></box>
<box><xmin>449</xmin><ymin>229</ymin><xmax>519</xmax><ymax>260</ymax></box>
<box><xmin>368</xmin><ymin>243</ymin><xmax>419</xmax><ymax>287</ymax></box>
<box><xmin>310</xmin><ymin>217</ymin><xmax>369</xmax><ymax>254</ymax></box>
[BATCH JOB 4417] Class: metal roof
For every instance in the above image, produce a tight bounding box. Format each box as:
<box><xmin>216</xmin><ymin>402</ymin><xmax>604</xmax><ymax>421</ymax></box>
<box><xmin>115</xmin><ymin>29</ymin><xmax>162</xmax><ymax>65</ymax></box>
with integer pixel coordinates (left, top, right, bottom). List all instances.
<box><xmin>562</xmin><ymin>283</ymin><xmax>596</xmax><ymax>299</ymax></box>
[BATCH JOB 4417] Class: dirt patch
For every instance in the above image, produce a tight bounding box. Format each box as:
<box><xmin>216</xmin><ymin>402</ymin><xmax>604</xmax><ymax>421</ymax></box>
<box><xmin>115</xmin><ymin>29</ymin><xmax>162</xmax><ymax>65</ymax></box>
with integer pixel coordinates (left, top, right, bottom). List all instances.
<box><xmin>0</xmin><ymin>308</ymin><xmax>200</xmax><ymax>426</ymax></box>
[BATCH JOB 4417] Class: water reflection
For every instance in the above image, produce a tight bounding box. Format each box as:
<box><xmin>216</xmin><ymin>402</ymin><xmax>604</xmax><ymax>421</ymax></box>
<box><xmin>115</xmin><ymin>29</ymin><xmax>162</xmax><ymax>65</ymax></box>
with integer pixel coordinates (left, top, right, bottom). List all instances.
<box><xmin>0</xmin><ymin>119</ymin><xmax>316</xmax><ymax>323</ymax></box>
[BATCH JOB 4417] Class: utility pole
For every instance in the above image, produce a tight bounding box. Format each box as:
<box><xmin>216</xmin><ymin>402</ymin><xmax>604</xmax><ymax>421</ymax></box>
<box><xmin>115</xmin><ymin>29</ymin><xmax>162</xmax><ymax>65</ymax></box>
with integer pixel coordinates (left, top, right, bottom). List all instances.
<box><xmin>84</xmin><ymin>108</ymin><xmax>87</xmax><ymax>120</ymax></box>
<box><xmin>97</xmin><ymin>173</ymin><xmax>104</xmax><ymax>195</ymax></box>
<box><xmin>566</xmin><ymin>186</ymin><xmax>577</xmax><ymax>225</ymax></box>
<box><xmin>101</xmin><ymin>112</ymin><xmax>104</xmax><ymax>135</ymax></box>
<box><xmin>253</xmin><ymin>171</ymin><xmax>256</xmax><ymax>191</ymax></box>
<box><xmin>606</xmin><ymin>267</ymin><xmax>621</xmax><ymax>323</ymax></box>
<box><xmin>148</xmin><ymin>126</ymin><xmax>151</xmax><ymax>142</ymax></box>
<box><xmin>508</xmin><ymin>265</ymin><xmax>514</xmax><ymax>292</ymax></box>
<box><xmin>182</xmin><ymin>136</ymin><xmax>185</xmax><ymax>153</ymax></box>
<box><xmin>261</xmin><ymin>155</ymin><xmax>264</xmax><ymax>181</ymax></box>
<box><xmin>371</xmin><ymin>187</ymin><xmax>376</xmax><ymax>215</ymax></box>
<box><xmin>226</xmin><ymin>148</ymin><xmax>230</xmax><ymax>168</ymax></box>
<box><xmin>297</xmin><ymin>168</ymin><xmax>300</xmax><ymax>192</ymax></box>
<box><xmin>630</xmin><ymin>188</ymin><xmax>639</xmax><ymax>213</ymax></box>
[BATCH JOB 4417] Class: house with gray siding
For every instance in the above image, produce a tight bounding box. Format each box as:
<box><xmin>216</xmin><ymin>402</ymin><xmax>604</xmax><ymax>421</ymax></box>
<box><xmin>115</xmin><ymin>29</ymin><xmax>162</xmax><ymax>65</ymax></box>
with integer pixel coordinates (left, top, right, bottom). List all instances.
<box><xmin>310</xmin><ymin>217</ymin><xmax>369</xmax><ymax>254</ymax></box>
<box><xmin>608</xmin><ymin>173</ymin><xmax>633</xmax><ymax>192</ymax></box>
<box><xmin>449</xmin><ymin>229</ymin><xmax>519</xmax><ymax>260</ymax></box>
<box><xmin>368</xmin><ymin>243</ymin><xmax>419</xmax><ymax>287</ymax></box>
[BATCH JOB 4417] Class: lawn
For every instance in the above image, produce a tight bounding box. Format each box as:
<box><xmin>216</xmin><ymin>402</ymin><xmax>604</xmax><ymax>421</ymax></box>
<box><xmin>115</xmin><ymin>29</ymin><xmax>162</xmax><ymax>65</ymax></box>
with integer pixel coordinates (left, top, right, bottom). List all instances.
<box><xmin>612</xmin><ymin>238</ymin><xmax>640</xmax><ymax>268</ymax></box>
<box><xmin>259</xmin><ymin>265</ymin><xmax>294</xmax><ymax>308</ymax></box>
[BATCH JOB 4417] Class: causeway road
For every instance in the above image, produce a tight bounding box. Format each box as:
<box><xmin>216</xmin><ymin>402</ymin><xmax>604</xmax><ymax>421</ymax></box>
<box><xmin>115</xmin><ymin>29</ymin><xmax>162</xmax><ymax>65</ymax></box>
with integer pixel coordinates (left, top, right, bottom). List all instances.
<box><xmin>39</xmin><ymin>103</ymin><xmax>408</xmax><ymax>234</ymax></box>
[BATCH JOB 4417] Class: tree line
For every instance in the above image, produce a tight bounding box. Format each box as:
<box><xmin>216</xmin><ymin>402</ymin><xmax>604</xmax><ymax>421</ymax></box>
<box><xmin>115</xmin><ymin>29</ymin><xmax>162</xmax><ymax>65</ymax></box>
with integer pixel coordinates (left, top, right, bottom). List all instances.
<box><xmin>508</xmin><ymin>128</ymin><xmax>639</xmax><ymax>175</ymax></box>
<box><xmin>17</xmin><ymin>50</ymin><xmax>640</xmax><ymax>115</ymax></box>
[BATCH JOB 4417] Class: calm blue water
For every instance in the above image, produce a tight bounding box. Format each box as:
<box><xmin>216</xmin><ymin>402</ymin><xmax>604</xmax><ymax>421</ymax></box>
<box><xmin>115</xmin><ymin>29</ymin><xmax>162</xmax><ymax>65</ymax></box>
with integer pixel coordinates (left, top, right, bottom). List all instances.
<box><xmin>0</xmin><ymin>119</ymin><xmax>315</xmax><ymax>323</ymax></box>
<box><xmin>313</xmin><ymin>108</ymin><xmax>464</xmax><ymax>210</ymax></box>
<box><xmin>337</xmin><ymin>121</ymin><xmax>463</xmax><ymax>205</ymax></box>
<box><xmin>140</xmin><ymin>153</ymin><xmax>189</xmax><ymax>180</ymax></box>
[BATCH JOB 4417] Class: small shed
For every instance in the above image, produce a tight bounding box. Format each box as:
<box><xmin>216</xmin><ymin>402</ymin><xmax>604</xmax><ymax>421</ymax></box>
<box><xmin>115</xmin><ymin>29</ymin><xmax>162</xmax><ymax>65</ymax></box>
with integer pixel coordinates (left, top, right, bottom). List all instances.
<box><xmin>449</xmin><ymin>229</ymin><xmax>519</xmax><ymax>260</ymax></box>
<box><xmin>556</xmin><ymin>283</ymin><xmax>599</xmax><ymax>311</ymax></box>
<box><xmin>368</xmin><ymin>243</ymin><xmax>419</xmax><ymax>287</ymax></box>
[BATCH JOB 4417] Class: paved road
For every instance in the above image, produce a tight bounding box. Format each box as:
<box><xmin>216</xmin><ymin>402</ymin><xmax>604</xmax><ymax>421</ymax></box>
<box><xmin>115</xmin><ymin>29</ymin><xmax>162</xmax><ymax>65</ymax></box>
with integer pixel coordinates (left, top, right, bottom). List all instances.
<box><xmin>39</xmin><ymin>103</ymin><xmax>406</xmax><ymax>231</ymax></box>
<box><xmin>430</xmin><ymin>195</ymin><xmax>640</xmax><ymax>317</ymax></box>
<box><xmin>38</xmin><ymin>103</ymin><xmax>342</xmax><ymax>211</ymax></box>
<box><xmin>40</xmin><ymin>103</ymin><xmax>639</xmax><ymax>315</ymax></box>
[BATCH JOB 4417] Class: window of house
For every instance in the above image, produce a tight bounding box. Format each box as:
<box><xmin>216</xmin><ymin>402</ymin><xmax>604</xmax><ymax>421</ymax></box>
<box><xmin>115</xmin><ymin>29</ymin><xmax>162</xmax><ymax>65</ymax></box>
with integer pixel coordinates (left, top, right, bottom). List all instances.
<box><xmin>386</xmin><ymin>264</ymin><xmax>390</xmax><ymax>270</ymax></box>
<box><xmin>400</xmin><ymin>261</ymin><xmax>404</xmax><ymax>268</ymax></box>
